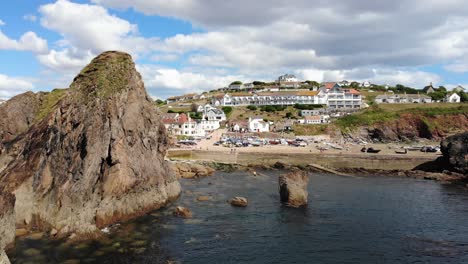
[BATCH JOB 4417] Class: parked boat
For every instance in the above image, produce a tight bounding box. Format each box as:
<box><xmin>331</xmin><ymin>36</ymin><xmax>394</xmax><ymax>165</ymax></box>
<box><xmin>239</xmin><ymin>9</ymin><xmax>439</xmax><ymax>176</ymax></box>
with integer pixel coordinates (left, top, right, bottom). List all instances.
<box><xmin>404</xmin><ymin>146</ymin><xmax>422</xmax><ymax>151</ymax></box>
<box><xmin>421</xmin><ymin>146</ymin><xmax>438</xmax><ymax>153</ymax></box>
<box><xmin>361</xmin><ymin>147</ymin><xmax>367</xmax><ymax>153</ymax></box>
<box><xmin>366</xmin><ymin>148</ymin><xmax>381</xmax><ymax>153</ymax></box>
<box><xmin>395</xmin><ymin>149</ymin><xmax>408</xmax><ymax>154</ymax></box>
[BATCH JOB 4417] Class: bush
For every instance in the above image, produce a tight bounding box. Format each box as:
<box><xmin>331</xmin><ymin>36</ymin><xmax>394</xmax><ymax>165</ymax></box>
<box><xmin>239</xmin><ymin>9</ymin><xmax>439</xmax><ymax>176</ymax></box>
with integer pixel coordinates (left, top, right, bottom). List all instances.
<box><xmin>259</xmin><ymin>105</ymin><xmax>286</xmax><ymax>112</ymax></box>
<box><xmin>247</xmin><ymin>105</ymin><xmax>257</xmax><ymax>111</ymax></box>
<box><xmin>293</xmin><ymin>104</ymin><xmax>324</xmax><ymax>110</ymax></box>
<box><xmin>190</xmin><ymin>112</ymin><xmax>202</xmax><ymax>120</ymax></box>
<box><xmin>285</xmin><ymin>112</ymin><xmax>293</xmax><ymax>118</ymax></box>
<box><xmin>222</xmin><ymin>106</ymin><xmax>233</xmax><ymax>115</ymax></box>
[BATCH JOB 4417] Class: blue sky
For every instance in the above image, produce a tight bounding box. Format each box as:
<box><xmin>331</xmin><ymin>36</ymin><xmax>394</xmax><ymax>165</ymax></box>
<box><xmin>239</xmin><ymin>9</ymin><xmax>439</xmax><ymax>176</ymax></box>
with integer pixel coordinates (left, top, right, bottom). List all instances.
<box><xmin>1</xmin><ymin>0</ymin><xmax>468</xmax><ymax>99</ymax></box>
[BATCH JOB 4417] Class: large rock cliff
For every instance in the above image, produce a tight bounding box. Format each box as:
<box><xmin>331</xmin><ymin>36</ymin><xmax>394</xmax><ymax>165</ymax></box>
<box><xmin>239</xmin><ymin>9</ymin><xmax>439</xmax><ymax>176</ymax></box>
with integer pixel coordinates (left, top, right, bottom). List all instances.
<box><xmin>0</xmin><ymin>51</ymin><xmax>180</xmax><ymax>239</ymax></box>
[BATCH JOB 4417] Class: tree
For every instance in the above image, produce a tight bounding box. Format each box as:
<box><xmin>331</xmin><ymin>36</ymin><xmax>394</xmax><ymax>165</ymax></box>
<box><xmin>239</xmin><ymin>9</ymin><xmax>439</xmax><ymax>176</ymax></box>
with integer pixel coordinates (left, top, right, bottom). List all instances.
<box><xmin>458</xmin><ymin>91</ymin><xmax>468</xmax><ymax>102</ymax></box>
<box><xmin>429</xmin><ymin>91</ymin><xmax>447</xmax><ymax>101</ymax></box>
<box><xmin>222</xmin><ymin>106</ymin><xmax>233</xmax><ymax>115</ymax></box>
<box><xmin>230</xmin><ymin>81</ymin><xmax>242</xmax><ymax>85</ymax></box>
<box><xmin>253</xmin><ymin>81</ymin><xmax>266</xmax><ymax>86</ymax></box>
<box><xmin>155</xmin><ymin>99</ymin><xmax>166</xmax><ymax>105</ymax></box>
<box><xmin>438</xmin><ymin>86</ymin><xmax>447</xmax><ymax>92</ymax></box>
<box><xmin>247</xmin><ymin>105</ymin><xmax>257</xmax><ymax>111</ymax></box>
<box><xmin>190</xmin><ymin>103</ymin><xmax>199</xmax><ymax>112</ymax></box>
<box><xmin>305</xmin><ymin>80</ymin><xmax>320</xmax><ymax>87</ymax></box>
<box><xmin>285</xmin><ymin>112</ymin><xmax>293</xmax><ymax>118</ymax></box>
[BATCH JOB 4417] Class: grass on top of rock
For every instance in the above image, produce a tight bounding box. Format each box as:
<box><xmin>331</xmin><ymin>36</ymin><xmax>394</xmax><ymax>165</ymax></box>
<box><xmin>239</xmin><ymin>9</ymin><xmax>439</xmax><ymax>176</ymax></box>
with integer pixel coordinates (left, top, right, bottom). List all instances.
<box><xmin>72</xmin><ymin>51</ymin><xmax>134</xmax><ymax>101</ymax></box>
<box><xmin>335</xmin><ymin>104</ymin><xmax>468</xmax><ymax>129</ymax></box>
<box><xmin>35</xmin><ymin>88</ymin><xmax>68</xmax><ymax>122</ymax></box>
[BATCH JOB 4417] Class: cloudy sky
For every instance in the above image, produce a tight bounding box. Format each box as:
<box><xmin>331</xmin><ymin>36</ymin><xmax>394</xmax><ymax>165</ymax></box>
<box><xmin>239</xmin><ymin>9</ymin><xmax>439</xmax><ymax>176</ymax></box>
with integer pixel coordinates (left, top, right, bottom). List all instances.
<box><xmin>1</xmin><ymin>0</ymin><xmax>468</xmax><ymax>99</ymax></box>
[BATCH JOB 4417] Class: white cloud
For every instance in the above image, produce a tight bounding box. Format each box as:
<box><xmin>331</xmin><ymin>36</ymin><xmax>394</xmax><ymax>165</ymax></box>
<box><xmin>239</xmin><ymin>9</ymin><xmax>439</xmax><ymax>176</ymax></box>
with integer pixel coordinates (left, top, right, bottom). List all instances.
<box><xmin>0</xmin><ymin>19</ymin><xmax>5</xmax><ymax>26</ymax></box>
<box><xmin>39</xmin><ymin>0</ymin><xmax>137</xmax><ymax>53</ymax></box>
<box><xmin>0</xmin><ymin>30</ymin><xmax>48</xmax><ymax>54</ymax></box>
<box><xmin>36</xmin><ymin>0</ymin><xmax>164</xmax><ymax>73</ymax></box>
<box><xmin>23</xmin><ymin>15</ymin><xmax>37</xmax><ymax>22</ymax></box>
<box><xmin>297</xmin><ymin>68</ymin><xmax>440</xmax><ymax>88</ymax></box>
<box><xmin>30</xmin><ymin>0</ymin><xmax>468</xmax><ymax>97</ymax></box>
<box><xmin>0</xmin><ymin>74</ymin><xmax>34</xmax><ymax>99</ymax></box>
<box><xmin>37</xmin><ymin>48</ymin><xmax>95</xmax><ymax>73</ymax></box>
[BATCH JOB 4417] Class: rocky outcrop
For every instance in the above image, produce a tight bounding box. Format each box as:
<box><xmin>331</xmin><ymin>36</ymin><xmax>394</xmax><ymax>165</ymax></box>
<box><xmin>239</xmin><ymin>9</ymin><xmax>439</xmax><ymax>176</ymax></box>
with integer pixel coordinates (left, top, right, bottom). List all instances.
<box><xmin>173</xmin><ymin>206</ymin><xmax>192</xmax><ymax>219</ymax></box>
<box><xmin>0</xmin><ymin>92</ymin><xmax>44</xmax><ymax>146</ymax></box>
<box><xmin>0</xmin><ymin>51</ymin><xmax>180</xmax><ymax>238</ymax></box>
<box><xmin>229</xmin><ymin>197</ymin><xmax>248</xmax><ymax>207</ymax></box>
<box><xmin>278</xmin><ymin>170</ymin><xmax>309</xmax><ymax>208</ymax></box>
<box><xmin>0</xmin><ymin>192</ymin><xmax>15</xmax><ymax>264</ymax></box>
<box><xmin>171</xmin><ymin>162</ymin><xmax>215</xmax><ymax>179</ymax></box>
<box><xmin>440</xmin><ymin>132</ymin><xmax>468</xmax><ymax>175</ymax></box>
<box><xmin>346</xmin><ymin>113</ymin><xmax>468</xmax><ymax>142</ymax></box>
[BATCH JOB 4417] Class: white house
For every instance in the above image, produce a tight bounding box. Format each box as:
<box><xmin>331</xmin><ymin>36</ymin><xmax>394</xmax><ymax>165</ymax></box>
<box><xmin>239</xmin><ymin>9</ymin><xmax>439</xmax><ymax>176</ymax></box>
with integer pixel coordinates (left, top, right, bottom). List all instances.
<box><xmin>301</xmin><ymin>109</ymin><xmax>326</xmax><ymax>116</ymax></box>
<box><xmin>445</xmin><ymin>93</ymin><xmax>461</xmax><ymax>103</ymax></box>
<box><xmin>302</xmin><ymin>115</ymin><xmax>330</xmax><ymax>124</ymax></box>
<box><xmin>375</xmin><ymin>94</ymin><xmax>432</xmax><ymax>104</ymax></box>
<box><xmin>162</xmin><ymin>113</ymin><xmax>205</xmax><ymax>137</ymax></box>
<box><xmin>248</xmin><ymin>117</ymin><xmax>269</xmax><ymax>133</ymax></box>
<box><xmin>361</xmin><ymin>81</ymin><xmax>371</xmax><ymax>88</ymax></box>
<box><xmin>277</xmin><ymin>74</ymin><xmax>298</xmax><ymax>83</ymax></box>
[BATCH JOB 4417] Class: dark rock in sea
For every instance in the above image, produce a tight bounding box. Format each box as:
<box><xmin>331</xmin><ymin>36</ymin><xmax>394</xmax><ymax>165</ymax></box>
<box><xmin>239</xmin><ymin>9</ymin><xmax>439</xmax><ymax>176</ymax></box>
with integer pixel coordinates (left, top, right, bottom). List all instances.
<box><xmin>173</xmin><ymin>206</ymin><xmax>192</xmax><ymax>219</ymax></box>
<box><xmin>0</xmin><ymin>51</ymin><xmax>180</xmax><ymax>241</ymax></box>
<box><xmin>440</xmin><ymin>132</ymin><xmax>468</xmax><ymax>175</ymax></box>
<box><xmin>229</xmin><ymin>197</ymin><xmax>248</xmax><ymax>207</ymax></box>
<box><xmin>278</xmin><ymin>170</ymin><xmax>309</xmax><ymax>208</ymax></box>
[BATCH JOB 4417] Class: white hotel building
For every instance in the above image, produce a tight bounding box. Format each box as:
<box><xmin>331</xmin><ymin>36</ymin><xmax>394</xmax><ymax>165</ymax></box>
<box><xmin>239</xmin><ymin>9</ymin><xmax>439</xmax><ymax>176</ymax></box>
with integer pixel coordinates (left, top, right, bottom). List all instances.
<box><xmin>213</xmin><ymin>84</ymin><xmax>362</xmax><ymax>109</ymax></box>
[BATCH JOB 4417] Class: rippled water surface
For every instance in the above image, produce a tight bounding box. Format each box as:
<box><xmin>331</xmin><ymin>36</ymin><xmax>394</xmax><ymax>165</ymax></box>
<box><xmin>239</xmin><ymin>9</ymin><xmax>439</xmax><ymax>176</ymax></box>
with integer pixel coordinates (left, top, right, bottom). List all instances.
<box><xmin>9</xmin><ymin>171</ymin><xmax>468</xmax><ymax>264</ymax></box>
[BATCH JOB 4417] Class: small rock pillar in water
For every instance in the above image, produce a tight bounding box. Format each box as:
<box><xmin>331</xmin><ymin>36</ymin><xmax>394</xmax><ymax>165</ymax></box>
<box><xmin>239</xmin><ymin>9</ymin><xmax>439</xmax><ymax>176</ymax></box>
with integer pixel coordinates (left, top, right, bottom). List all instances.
<box><xmin>278</xmin><ymin>170</ymin><xmax>309</xmax><ymax>208</ymax></box>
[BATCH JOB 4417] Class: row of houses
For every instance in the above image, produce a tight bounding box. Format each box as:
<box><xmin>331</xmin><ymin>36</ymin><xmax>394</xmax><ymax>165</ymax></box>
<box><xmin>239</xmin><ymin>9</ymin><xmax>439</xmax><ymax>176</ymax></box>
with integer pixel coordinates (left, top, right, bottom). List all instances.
<box><xmin>374</xmin><ymin>92</ymin><xmax>461</xmax><ymax>104</ymax></box>
<box><xmin>213</xmin><ymin>83</ymin><xmax>362</xmax><ymax>109</ymax></box>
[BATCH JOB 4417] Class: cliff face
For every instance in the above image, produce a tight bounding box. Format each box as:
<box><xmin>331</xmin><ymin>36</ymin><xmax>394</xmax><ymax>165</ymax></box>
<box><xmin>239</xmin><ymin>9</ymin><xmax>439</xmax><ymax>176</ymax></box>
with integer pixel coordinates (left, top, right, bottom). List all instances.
<box><xmin>0</xmin><ymin>51</ymin><xmax>180</xmax><ymax>237</ymax></box>
<box><xmin>440</xmin><ymin>132</ymin><xmax>468</xmax><ymax>175</ymax></box>
<box><xmin>360</xmin><ymin>113</ymin><xmax>468</xmax><ymax>142</ymax></box>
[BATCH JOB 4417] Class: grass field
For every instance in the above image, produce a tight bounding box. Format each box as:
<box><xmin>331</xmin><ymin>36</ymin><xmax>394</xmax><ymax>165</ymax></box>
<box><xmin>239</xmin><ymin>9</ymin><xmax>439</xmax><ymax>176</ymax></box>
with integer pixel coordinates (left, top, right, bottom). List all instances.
<box><xmin>335</xmin><ymin>103</ymin><xmax>468</xmax><ymax>129</ymax></box>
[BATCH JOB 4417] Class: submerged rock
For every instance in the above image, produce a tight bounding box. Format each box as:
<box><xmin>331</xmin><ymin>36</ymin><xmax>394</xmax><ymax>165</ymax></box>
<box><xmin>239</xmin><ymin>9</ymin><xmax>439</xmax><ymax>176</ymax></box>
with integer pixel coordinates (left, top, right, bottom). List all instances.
<box><xmin>173</xmin><ymin>206</ymin><xmax>192</xmax><ymax>219</ymax></box>
<box><xmin>440</xmin><ymin>132</ymin><xmax>468</xmax><ymax>175</ymax></box>
<box><xmin>229</xmin><ymin>197</ymin><xmax>248</xmax><ymax>207</ymax></box>
<box><xmin>278</xmin><ymin>170</ymin><xmax>309</xmax><ymax>208</ymax></box>
<box><xmin>0</xmin><ymin>51</ymin><xmax>180</xmax><ymax>239</ymax></box>
<box><xmin>196</xmin><ymin>196</ymin><xmax>211</xmax><ymax>202</ymax></box>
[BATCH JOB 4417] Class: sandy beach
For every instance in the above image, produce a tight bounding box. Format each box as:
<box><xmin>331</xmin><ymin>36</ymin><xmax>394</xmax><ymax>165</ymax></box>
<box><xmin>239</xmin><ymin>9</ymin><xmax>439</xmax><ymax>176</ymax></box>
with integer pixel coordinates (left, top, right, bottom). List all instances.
<box><xmin>172</xmin><ymin>129</ymin><xmax>442</xmax><ymax>159</ymax></box>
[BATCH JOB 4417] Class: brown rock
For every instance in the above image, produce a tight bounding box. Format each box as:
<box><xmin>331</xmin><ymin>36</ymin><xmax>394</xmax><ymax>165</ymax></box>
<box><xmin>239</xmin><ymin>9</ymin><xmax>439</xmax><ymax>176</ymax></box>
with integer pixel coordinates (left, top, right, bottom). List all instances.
<box><xmin>15</xmin><ymin>228</ymin><xmax>28</xmax><ymax>237</ymax></box>
<box><xmin>0</xmin><ymin>51</ymin><xmax>181</xmax><ymax>236</ymax></box>
<box><xmin>278</xmin><ymin>170</ymin><xmax>309</xmax><ymax>208</ymax></box>
<box><xmin>441</xmin><ymin>132</ymin><xmax>468</xmax><ymax>174</ymax></box>
<box><xmin>196</xmin><ymin>196</ymin><xmax>211</xmax><ymax>202</ymax></box>
<box><xmin>50</xmin><ymin>229</ymin><xmax>58</xmax><ymax>236</ymax></box>
<box><xmin>0</xmin><ymin>192</ymin><xmax>15</xmax><ymax>264</ymax></box>
<box><xmin>229</xmin><ymin>197</ymin><xmax>248</xmax><ymax>207</ymax></box>
<box><xmin>171</xmin><ymin>162</ymin><xmax>215</xmax><ymax>179</ymax></box>
<box><xmin>173</xmin><ymin>206</ymin><xmax>192</xmax><ymax>219</ymax></box>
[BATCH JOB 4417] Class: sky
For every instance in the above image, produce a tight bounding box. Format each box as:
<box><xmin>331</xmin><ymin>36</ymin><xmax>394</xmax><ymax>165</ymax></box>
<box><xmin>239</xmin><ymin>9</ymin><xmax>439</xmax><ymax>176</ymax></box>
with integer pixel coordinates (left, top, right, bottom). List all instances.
<box><xmin>1</xmin><ymin>0</ymin><xmax>468</xmax><ymax>100</ymax></box>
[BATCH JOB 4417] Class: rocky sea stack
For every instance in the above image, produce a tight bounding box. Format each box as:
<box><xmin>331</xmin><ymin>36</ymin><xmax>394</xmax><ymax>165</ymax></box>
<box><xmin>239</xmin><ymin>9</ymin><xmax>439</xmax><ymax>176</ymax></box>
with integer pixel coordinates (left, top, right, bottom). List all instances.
<box><xmin>278</xmin><ymin>170</ymin><xmax>309</xmax><ymax>208</ymax></box>
<box><xmin>440</xmin><ymin>132</ymin><xmax>468</xmax><ymax>175</ymax></box>
<box><xmin>0</xmin><ymin>51</ymin><xmax>181</xmax><ymax>244</ymax></box>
